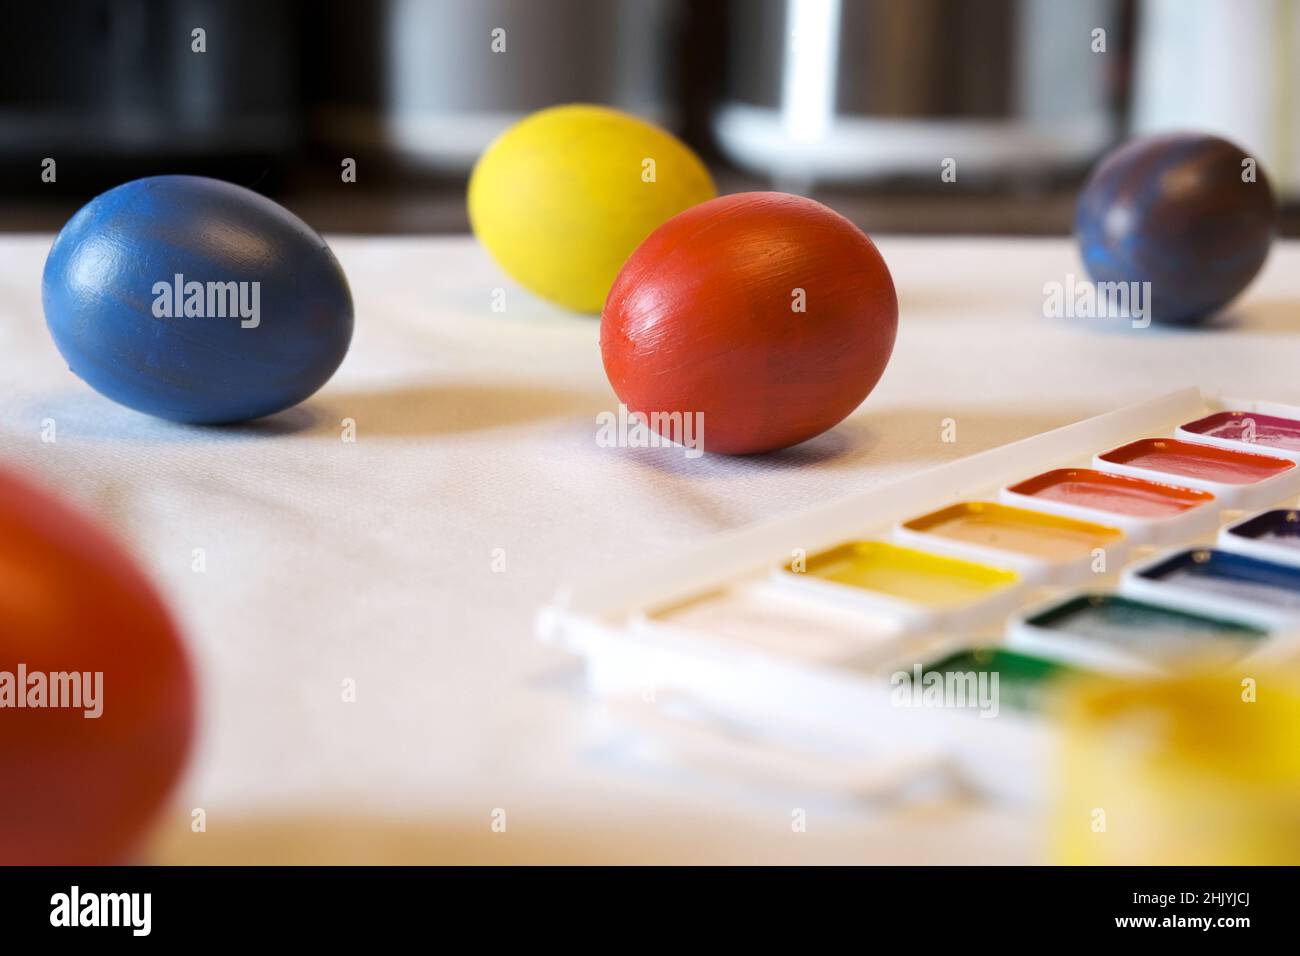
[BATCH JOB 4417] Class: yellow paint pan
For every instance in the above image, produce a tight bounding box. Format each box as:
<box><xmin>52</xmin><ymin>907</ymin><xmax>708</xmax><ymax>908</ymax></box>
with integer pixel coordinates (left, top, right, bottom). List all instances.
<box><xmin>775</xmin><ymin>540</ymin><xmax>1022</xmax><ymax>632</ymax></box>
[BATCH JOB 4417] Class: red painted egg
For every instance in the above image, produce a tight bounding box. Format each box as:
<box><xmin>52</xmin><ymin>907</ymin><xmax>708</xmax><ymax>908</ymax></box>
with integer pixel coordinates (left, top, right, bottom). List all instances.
<box><xmin>0</xmin><ymin>466</ymin><xmax>195</xmax><ymax>863</ymax></box>
<box><xmin>600</xmin><ymin>192</ymin><xmax>898</xmax><ymax>455</ymax></box>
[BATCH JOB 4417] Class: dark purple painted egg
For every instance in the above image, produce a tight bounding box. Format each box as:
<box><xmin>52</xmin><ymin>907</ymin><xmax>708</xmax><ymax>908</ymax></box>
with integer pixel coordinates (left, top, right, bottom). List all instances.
<box><xmin>1076</xmin><ymin>133</ymin><xmax>1278</xmax><ymax>324</ymax></box>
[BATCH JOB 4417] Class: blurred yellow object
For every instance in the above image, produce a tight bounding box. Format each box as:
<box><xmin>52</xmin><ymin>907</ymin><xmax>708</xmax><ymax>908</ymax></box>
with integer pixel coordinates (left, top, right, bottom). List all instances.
<box><xmin>1055</xmin><ymin>668</ymin><xmax>1300</xmax><ymax>864</ymax></box>
<box><xmin>467</xmin><ymin>104</ymin><xmax>716</xmax><ymax>314</ymax></box>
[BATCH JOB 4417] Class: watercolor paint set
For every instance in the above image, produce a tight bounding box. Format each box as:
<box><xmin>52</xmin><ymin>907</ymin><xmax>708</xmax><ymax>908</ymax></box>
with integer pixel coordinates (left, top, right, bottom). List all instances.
<box><xmin>537</xmin><ymin>388</ymin><xmax>1300</xmax><ymax>803</ymax></box>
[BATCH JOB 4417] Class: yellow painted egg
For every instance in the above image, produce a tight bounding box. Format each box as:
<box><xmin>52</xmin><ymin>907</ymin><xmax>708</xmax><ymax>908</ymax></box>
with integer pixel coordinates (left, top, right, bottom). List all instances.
<box><xmin>468</xmin><ymin>104</ymin><xmax>716</xmax><ymax>314</ymax></box>
<box><xmin>1053</xmin><ymin>670</ymin><xmax>1300</xmax><ymax>864</ymax></box>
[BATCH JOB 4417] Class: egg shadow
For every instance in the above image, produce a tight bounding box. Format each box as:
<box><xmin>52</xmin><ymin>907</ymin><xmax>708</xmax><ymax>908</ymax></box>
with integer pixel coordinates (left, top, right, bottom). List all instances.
<box><xmin>211</xmin><ymin>404</ymin><xmax>324</xmax><ymax>435</ymax></box>
<box><xmin>306</xmin><ymin>383</ymin><xmax>609</xmax><ymax>438</ymax></box>
<box><xmin>24</xmin><ymin>383</ymin><xmax>608</xmax><ymax>443</ymax></box>
<box><xmin>1054</xmin><ymin>295</ymin><xmax>1300</xmax><ymax>338</ymax></box>
<box><xmin>19</xmin><ymin>391</ymin><xmax>325</xmax><ymax>443</ymax></box>
<box><xmin>1207</xmin><ymin>298</ymin><xmax>1300</xmax><ymax>335</ymax></box>
<box><xmin>617</xmin><ymin>402</ymin><xmax>1082</xmax><ymax>480</ymax></box>
<box><xmin>615</xmin><ymin>422</ymin><xmax>864</xmax><ymax>477</ymax></box>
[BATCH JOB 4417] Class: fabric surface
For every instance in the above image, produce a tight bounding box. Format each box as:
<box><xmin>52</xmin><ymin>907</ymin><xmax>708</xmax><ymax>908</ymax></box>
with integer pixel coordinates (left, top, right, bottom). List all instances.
<box><xmin>3</xmin><ymin>233</ymin><xmax>1299</xmax><ymax>863</ymax></box>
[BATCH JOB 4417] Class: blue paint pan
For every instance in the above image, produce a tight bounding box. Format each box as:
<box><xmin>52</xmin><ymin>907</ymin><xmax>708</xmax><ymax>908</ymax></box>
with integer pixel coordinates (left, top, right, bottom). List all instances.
<box><xmin>1124</xmin><ymin>547</ymin><xmax>1300</xmax><ymax>624</ymax></box>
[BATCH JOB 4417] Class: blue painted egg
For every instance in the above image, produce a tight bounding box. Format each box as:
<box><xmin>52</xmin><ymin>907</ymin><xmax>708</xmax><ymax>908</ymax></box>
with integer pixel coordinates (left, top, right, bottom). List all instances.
<box><xmin>43</xmin><ymin>175</ymin><xmax>353</xmax><ymax>423</ymax></box>
<box><xmin>1076</xmin><ymin>133</ymin><xmax>1278</xmax><ymax>324</ymax></box>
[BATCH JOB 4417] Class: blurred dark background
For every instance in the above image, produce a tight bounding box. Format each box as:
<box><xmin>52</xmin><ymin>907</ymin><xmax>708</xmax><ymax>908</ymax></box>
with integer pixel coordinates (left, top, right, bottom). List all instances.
<box><xmin>2</xmin><ymin>0</ymin><xmax>1297</xmax><ymax>235</ymax></box>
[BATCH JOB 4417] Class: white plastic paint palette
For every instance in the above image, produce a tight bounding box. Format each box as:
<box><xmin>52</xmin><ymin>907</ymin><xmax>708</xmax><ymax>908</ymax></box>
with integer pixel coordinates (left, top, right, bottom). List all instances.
<box><xmin>538</xmin><ymin>388</ymin><xmax>1300</xmax><ymax>804</ymax></box>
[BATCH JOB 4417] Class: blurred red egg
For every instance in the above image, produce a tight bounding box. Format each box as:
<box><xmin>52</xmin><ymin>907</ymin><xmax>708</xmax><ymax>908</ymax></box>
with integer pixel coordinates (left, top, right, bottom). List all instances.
<box><xmin>600</xmin><ymin>192</ymin><xmax>898</xmax><ymax>455</ymax></box>
<box><xmin>0</xmin><ymin>466</ymin><xmax>194</xmax><ymax>864</ymax></box>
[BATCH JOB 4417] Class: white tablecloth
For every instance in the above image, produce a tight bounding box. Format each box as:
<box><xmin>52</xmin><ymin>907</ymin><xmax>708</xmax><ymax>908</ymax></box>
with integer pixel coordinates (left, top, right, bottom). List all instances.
<box><xmin>4</xmin><ymin>233</ymin><xmax>1299</xmax><ymax>863</ymax></box>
